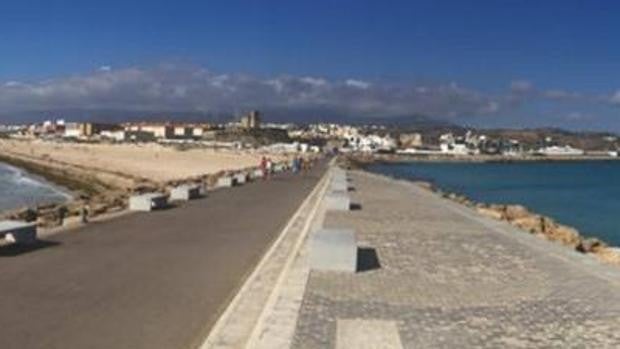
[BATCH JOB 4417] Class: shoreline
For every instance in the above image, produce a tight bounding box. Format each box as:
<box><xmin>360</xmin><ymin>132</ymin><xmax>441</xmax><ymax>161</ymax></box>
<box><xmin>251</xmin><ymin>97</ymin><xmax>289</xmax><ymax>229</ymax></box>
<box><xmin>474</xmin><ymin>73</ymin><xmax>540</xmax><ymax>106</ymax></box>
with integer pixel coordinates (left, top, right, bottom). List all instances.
<box><xmin>342</xmin><ymin>157</ymin><xmax>620</xmax><ymax>267</ymax></box>
<box><xmin>346</xmin><ymin>152</ymin><xmax>620</xmax><ymax>165</ymax></box>
<box><xmin>0</xmin><ymin>161</ymin><xmax>73</xmax><ymax>210</ymax></box>
<box><xmin>0</xmin><ymin>141</ymin><xmax>314</xmax><ymax>229</ymax></box>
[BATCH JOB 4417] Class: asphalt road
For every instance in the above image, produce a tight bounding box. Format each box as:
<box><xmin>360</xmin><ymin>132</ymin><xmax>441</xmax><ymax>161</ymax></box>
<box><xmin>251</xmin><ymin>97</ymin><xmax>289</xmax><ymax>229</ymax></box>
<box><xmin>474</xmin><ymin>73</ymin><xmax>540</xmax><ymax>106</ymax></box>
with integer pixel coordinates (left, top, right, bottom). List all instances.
<box><xmin>0</xmin><ymin>164</ymin><xmax>325</xmax><ymax>349</ymax></box>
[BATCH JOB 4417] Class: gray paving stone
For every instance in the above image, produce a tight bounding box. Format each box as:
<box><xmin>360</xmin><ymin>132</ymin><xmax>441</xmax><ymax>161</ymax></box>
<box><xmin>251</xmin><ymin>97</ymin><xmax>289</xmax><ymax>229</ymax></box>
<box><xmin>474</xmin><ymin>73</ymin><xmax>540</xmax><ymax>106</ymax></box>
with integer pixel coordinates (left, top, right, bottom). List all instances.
<box><xmin>292</xmin><ymin>171</ymin><xmax>620</xmax><ymax>349</ymax></box>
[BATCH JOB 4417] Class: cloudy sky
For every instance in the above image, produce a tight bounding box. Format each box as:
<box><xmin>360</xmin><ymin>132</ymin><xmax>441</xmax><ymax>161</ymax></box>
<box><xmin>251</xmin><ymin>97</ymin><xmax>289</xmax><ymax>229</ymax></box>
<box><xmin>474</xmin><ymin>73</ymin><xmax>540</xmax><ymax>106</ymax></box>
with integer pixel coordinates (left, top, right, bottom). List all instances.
<box><xmin>2</xmin><ymin>0</ymin><xmax>620</xmax><ymax>130</ymax></box>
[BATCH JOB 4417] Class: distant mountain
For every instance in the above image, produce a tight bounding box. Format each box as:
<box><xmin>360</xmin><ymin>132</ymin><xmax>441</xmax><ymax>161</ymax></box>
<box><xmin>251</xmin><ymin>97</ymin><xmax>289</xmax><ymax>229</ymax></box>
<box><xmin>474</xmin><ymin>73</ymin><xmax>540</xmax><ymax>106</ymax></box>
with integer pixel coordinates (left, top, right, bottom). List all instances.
<box><xmin>0</xmin><ymin>108</ymin><xmax>457</xmax><ymax>129</ymax></box>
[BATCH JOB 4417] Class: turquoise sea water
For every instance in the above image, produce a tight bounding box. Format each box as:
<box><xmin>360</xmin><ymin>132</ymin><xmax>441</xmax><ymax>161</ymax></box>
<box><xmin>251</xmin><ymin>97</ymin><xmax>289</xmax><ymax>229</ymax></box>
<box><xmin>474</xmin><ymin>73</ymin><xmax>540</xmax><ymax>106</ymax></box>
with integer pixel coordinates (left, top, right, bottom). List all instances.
<box><xmin>369</xmin><ymin>161</ymin><xmax>620</xmax><ymax>246</ymax></box>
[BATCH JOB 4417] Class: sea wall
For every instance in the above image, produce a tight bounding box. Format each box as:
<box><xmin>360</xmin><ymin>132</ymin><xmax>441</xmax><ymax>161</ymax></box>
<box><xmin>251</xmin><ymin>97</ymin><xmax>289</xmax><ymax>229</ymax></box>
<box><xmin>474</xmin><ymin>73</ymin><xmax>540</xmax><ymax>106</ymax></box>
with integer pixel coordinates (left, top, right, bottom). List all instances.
<box><xmin>423</xmin><ymin>183</ymin><xmax>620</xmax><ymax>266</ymax></box>
<box><xmin>340</xmin><ymin>155</ymin><xmax>620</xmax><ymax>267</ymax></box>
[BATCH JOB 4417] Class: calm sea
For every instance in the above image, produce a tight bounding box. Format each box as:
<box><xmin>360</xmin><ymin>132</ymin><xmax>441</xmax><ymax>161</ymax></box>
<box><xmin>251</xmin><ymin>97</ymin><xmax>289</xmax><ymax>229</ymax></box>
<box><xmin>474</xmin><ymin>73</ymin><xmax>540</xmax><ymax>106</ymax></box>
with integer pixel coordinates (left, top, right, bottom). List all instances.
<box><xmin>0</xmin><ymin>162</ymin><xmax>70</xmax><ymax>212</ymax></box>
<box><xmin>369</xmin><ymin>161</ymin><xmax>620</xmax><ymax>246</ymax></box>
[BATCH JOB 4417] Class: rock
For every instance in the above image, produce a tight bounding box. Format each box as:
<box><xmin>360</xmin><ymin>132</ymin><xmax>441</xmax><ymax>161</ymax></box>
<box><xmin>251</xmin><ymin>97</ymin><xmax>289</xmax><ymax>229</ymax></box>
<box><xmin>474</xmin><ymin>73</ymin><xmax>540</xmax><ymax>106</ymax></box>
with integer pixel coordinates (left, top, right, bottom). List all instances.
<box><xmin>547</xmin><ymin>224</ymin><xmax>581</xmax><ymax>247</ymax></box>
<box><xmin>503</xmin><ymin>205</ymin><xmax>531</xmax><ymax>221</ymax></box>
<box><xmin>510</xmin><ymin>215</ymin><xmax>544</xmax><ymax>234</ymax></box>
<box><xmin>476</xmin><ymin>206</ymin><xmax>504</xmax><ymax>220</ymax></box>
<box><xmin>576</xmin><ymin>237</ymin><xmax>606</xmax><ymax>253</ymax></box>
<box><xmin>592</xmin><ymin>247</ymin><xmax>620</xmax><ymax>265</ymax></box>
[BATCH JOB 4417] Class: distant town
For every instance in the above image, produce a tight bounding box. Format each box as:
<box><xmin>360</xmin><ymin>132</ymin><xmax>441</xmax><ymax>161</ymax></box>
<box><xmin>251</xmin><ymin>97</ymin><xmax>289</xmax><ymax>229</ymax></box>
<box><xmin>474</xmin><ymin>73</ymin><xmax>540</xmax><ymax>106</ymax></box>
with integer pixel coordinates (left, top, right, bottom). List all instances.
<box><xmin>1</xmin><ymin>110</ymin><xmax>619</xmax><ymax>158</ymax></box>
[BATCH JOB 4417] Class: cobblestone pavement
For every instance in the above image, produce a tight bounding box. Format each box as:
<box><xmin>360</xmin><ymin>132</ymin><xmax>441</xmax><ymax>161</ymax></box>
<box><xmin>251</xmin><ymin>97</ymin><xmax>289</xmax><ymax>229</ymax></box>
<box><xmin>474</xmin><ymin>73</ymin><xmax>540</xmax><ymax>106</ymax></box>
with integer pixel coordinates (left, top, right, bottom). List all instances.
<box><xmin>293</xmin><ymin>171</ymin><xmax>620</xmax><ymax>348</ymax></box>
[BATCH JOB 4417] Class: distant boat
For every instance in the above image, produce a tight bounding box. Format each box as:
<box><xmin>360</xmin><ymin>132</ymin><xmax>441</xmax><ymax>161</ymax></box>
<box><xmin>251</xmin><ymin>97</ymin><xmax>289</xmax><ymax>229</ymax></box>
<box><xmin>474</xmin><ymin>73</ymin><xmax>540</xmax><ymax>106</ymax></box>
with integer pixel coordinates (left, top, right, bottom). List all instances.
<box><xmin>536</xmin><ymin>145</ymin><xmax>585</xmax><ymax>156</ymax></box>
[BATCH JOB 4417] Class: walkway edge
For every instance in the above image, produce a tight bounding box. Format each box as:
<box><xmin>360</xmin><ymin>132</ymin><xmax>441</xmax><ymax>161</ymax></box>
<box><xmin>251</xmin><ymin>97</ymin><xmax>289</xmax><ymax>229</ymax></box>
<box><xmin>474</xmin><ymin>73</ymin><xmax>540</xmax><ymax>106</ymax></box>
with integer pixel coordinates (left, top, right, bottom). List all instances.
<box><xmin>199</xmin><ymin>167</ymin><xmax>331</xmax><ymax>349</ymax></box>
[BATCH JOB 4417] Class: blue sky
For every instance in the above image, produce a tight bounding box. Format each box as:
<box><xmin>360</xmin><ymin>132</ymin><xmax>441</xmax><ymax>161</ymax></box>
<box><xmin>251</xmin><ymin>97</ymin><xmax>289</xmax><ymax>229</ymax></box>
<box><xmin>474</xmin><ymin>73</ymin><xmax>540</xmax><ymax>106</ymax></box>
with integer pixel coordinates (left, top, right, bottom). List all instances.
<box><xmin>1</xmin><ymin>0</ymin><xmax>620</xmax><ymax>130</ymax></box>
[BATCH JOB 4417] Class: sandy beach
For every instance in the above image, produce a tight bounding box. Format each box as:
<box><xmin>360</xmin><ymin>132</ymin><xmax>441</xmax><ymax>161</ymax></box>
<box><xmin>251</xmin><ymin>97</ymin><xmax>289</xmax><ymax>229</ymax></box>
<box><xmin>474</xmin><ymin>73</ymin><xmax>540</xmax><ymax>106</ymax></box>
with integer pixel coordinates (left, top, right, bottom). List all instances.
<box><xmin>0</xmin><ymin>139</ymin><xmax>285</xmax><ymax>185</ymax></box>
<box><xmin>0</xmin><ymin>139</ymin><xmax>293</xmax><ymax>226</ymax></box>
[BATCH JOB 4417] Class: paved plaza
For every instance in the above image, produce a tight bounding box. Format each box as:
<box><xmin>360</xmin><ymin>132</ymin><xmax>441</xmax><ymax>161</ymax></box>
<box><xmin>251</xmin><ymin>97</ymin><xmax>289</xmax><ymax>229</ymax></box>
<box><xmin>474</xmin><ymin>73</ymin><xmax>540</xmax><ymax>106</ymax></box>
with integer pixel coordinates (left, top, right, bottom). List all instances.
<box><xmin>292</xmin><ymin>171</ymin><xmax>620</xmax><ymax>348</ymax></box>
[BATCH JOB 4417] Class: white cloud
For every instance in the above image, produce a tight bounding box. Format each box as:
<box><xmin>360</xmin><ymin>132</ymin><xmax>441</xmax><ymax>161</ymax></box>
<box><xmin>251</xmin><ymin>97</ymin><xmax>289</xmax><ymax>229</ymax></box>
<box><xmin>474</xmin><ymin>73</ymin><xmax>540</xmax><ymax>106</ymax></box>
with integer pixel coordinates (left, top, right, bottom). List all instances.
<box><xmin>300</xmin><ymin>77</ymin><xmax>327</xmax><ymax>87</ymax></box>
<box><xmin>0</xmin><ymin>65</ymin><xmax>506</xmax><ymax>118</ymax></box>
<box><xmin>345</xmin><ymin>79</ymin><xmax>371</xmax><ymax>89</ymax></box>
<box><xmin>98</xmin><ymin>65</ymin><xmax>112</xmax><ymax>72</ymax></box>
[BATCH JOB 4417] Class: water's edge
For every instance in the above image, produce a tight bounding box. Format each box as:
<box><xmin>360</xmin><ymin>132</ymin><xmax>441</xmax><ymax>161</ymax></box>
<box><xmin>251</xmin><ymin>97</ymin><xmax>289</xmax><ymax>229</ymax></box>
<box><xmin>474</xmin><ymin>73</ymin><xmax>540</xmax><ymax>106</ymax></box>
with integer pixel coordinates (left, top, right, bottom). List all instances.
<box><xmin>362</xmin><ymin>162</ymin><xmax>620</xmax><ymax>264</ymax></box>
<box><xmin>0</xmin><ymin>161</ymin><xmax>73</xmax><ymax>214</ymax></box>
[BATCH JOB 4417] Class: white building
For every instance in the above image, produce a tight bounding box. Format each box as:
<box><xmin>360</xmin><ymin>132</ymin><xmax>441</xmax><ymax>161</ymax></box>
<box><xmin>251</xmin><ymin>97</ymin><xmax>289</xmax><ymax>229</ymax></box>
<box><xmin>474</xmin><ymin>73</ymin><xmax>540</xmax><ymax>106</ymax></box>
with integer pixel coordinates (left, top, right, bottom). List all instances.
<box><xmin>537</xmin><ymin>145</ymin><xmax>584</xmax><ymax>156</ymax></box>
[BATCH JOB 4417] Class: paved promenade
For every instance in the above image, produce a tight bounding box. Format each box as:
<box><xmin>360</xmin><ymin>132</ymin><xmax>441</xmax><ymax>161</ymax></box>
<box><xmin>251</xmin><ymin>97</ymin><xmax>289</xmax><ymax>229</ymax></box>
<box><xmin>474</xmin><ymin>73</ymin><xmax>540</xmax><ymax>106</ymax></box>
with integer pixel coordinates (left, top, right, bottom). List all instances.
<box><xmin>293</xmin><ymin>171</ymin><xmax>620</xmax><ymax>348</ymax></box>
<box><xmin>0</xmin><ymin>165</ymin><xmax>325</xmax><ymax>349</ymax></box>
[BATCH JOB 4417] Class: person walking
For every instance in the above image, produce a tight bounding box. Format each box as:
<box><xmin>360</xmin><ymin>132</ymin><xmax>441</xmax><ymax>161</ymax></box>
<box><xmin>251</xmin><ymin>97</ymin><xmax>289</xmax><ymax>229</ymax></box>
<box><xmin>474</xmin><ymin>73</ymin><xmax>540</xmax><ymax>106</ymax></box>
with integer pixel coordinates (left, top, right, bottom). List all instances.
<box><xmin>57</xmin><ymin>205</ymin><xmax>68</xmax><ymax>226</ymax></box>
<box><xmin>266</xmin><ymin>158</ymin><xmax>273</xmax><ymax>179</ymax></box>
<box><xmin>81</xmin><ymin>204</ymin><xmax>90</xmax><ymax>224</ymax></box>
<box><xmin>259</xmin><ymin>156</ymin><xmax>268</xmax><ymax>180</ymax></box>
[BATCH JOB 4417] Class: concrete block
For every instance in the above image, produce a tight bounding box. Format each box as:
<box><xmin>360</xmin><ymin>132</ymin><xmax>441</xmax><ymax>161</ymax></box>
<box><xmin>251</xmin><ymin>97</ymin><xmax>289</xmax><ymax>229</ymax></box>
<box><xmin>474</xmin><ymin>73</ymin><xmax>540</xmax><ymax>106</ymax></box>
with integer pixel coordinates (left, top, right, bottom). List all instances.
<box><xmin>170</xmin><ymin>185</ymin><xmax>201</xmax><ymax>201</ymax></box>
<box><xmin>129</xmin><ymin>193</ymin><xmax>168</xmax><ymax>211</ymax></box>
<box><xmin>234</xmin><ymin>173</ymin><xmax>247</xmax><ymax>185</ymax></box>
<box><xmin>325</xmin><ymin>192</ymin><xmax>351</xmax><ymax>211</ymax></box>
<box><xmin>252</xmin><ymin>169</ymin><xmax>264</xmax><ymax>179</ymax></box>
<box><xmin>332</xmin><ymin>168</ymin><xmax>346</xmax><ymax>179</ymax></box>
<box><xmin>273</xmin><ymin>163</ymin><xmax>287</xmax><ymax>173</ymax></box>
<box><xmin>330</xmin><ymin>177</ymin><xmax>348</xmax><ymax>192</ymax></box>
<box><xmin>309</xmin><ymin>228</ymin><xmax>357</xmax><ymax>272</ymax></box>
<box><xmin>0</xmin><ymin>220</ymin><xmax>37</xmax><ymax>244</ymax></box>
<box><xmin>217</xmin><ymin>176</ymin><xmax>235</xmax><ymax>188</ymax></box>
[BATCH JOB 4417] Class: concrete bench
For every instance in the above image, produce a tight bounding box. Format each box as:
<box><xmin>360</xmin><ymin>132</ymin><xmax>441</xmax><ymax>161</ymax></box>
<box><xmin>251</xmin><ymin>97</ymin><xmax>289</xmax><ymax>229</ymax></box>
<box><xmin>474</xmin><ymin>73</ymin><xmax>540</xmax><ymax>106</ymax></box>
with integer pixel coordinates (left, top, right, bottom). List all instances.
<box><xmin>129</xmin><ymin>192</ymin><xmax>168</xmax><ymax>211</ymax></box>
<box><xmin>252</xmin><ymin>169</ymin><xmax>265</xmax><ymax>179</ymax></box>
<box><xmin>330</xmin><ymin>177</ymin><xmax>349</xmax><ymax>192</ymax></box>
<box><xmin>0</xmin><ymin>220</ymin><xmax>37</xmax><ymax>244</ymax></box>
<box><xmin>324</xmin><ymin>191</ymin><xmax>351</xmax><ymax>211</ymax></box>
<box><xmin>332</xmin><ymin>168</ymin><xmax>346</xmax><ymax>179</ymax></box>
<box><xmin>170</xmin><ymin>184</ymin><xmax>201</xmax><ymax>201</ymax></box>
<box><xmin>309</xmin><ymin>228</ymin><xmax>357</xmax><ymax>272</ymax></box>
<box><xmin>234</xmin><ymin>173</ymin><xmax>248</xmax><ymax>185</ymax></box>
<box><xmin>217</xmin><ymin>176</ymin><xmax>235</xmax><ymax>188</ymax></box>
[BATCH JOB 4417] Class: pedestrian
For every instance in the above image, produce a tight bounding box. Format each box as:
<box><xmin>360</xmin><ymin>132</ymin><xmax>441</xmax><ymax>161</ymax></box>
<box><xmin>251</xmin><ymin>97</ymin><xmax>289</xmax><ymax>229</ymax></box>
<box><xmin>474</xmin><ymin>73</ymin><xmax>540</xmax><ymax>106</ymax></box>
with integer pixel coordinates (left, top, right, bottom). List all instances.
<box><xmin>266</xmin><ymin>157</ymin><xmax>273</xmax><ymax>178</ymax></box>
<box><xmin>81</xmin><ymin>204</ymin><xmax>90</xmax><ymax>224</ymax></box>
<box><xmin>259</xmin><ymin>156</ymin><xmax>268</xmax><ymax>180</ymax></box>
<box><xmin>57</xmin><ymin>205</ymin><xmax>68</xmax><ymax>226</ymax></box>
<box><xmin>292</xmin><ymin>157</ymin><xmax>299</xmax><ymax>173</ymax></box>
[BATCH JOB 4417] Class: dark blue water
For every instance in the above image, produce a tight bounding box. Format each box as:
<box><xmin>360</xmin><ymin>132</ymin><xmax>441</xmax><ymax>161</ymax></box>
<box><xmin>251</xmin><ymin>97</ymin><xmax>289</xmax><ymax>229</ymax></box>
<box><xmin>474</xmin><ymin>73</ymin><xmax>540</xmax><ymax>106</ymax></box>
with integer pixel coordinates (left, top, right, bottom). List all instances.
<box><xmin>0</xmin><ymin>163</ymin><xmax>70</xmax><ymax>212</ymax></box>
<box><xmin>369</xmin><ymin>161</ymin><xmax>620</xmax><ymax>246</ymax></box>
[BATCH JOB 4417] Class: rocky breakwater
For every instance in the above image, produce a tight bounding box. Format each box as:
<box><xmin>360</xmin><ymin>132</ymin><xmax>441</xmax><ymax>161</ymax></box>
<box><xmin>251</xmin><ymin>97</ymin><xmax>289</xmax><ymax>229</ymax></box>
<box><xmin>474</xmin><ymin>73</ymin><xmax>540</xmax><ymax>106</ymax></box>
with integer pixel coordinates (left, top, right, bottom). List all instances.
<box><xmin>424</xmin><ymin>187</ymin><xmax>620</xmax><ymax>266</ymax></box>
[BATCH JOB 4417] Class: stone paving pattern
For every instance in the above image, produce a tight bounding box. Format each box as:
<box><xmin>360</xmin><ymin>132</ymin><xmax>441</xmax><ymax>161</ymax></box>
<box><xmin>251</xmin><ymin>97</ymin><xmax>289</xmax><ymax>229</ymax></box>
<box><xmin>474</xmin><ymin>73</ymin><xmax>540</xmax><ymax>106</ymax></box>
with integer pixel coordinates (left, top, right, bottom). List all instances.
<box><xmin>293</xmin><ymin>171</ymin><xmax>620</xmax><ymax>348</ymax></box>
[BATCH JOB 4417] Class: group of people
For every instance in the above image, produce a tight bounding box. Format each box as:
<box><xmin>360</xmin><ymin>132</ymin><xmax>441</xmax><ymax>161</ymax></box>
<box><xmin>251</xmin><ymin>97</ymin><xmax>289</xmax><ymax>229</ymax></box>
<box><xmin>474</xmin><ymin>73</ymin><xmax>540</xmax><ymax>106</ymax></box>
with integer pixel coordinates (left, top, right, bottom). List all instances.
<box><xmin>290</xmin><ymin>156</ymin><xmax>309</xmax><ymax>173</ymax></box>
<box><xmin>258</xmin><ymin>155</ymin><xmax>313</xmax><ymax>179</ymax></box>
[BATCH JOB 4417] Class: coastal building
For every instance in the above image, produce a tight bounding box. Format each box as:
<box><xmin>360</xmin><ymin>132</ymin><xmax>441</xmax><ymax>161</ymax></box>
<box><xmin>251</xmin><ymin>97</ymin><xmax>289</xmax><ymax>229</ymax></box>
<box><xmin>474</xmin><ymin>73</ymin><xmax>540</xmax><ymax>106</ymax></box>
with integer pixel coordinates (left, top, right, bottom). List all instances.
<box><xmin>399</xmin><ymin>133</ymin><xmax>423</xmax><ymax>148</ymax></box>
<box><xmin>192</xmin><ymin>126</ymin><xmax>205</xmax><ymax>138</ymax></box>
<box><xmin>126</xmin><ymin>123</ymin><xmax>175</xmax><ymax>139</ymax></box>
<box><xmin>63</xmin><ymin>123</ymin><xmax>83</xmax><ymax>138</ymax></box>
<box><xmin>439</xmin><ymin>132</ymin><xmax>475</xmax><ymax>155</ymax></box>
<box><xmin>173</xmin><ymin>126</ymin><xmax>193</xmax><ymax>138</ymax></box>
<box><xmin>536</xmin><ymin>145</ymin><xmax>585</xmax><ymax>156</ymax></box>
<box><xmin>64</xmin><ymin>122</ymin><xmax>121</xmax><ymax>138</ymax></box>
<box><xmin>101</xmin><ymin>129</ymin><xmax>158</xmax><ymax>142</ymax></box>
<box><xmin>240</xmin><ymin>110</ymin><xmax>261</xmax><ymax>129</ymax></box>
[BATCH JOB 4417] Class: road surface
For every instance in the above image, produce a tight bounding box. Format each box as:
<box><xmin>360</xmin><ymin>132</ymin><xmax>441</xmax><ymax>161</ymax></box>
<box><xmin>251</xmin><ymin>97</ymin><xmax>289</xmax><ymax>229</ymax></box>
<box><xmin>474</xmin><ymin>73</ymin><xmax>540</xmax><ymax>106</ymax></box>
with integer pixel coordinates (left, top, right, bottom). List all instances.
<box><xmin>0</xmin><ymin>164</ymin><xmax>325</xmax><ymax>349</ymax></box>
